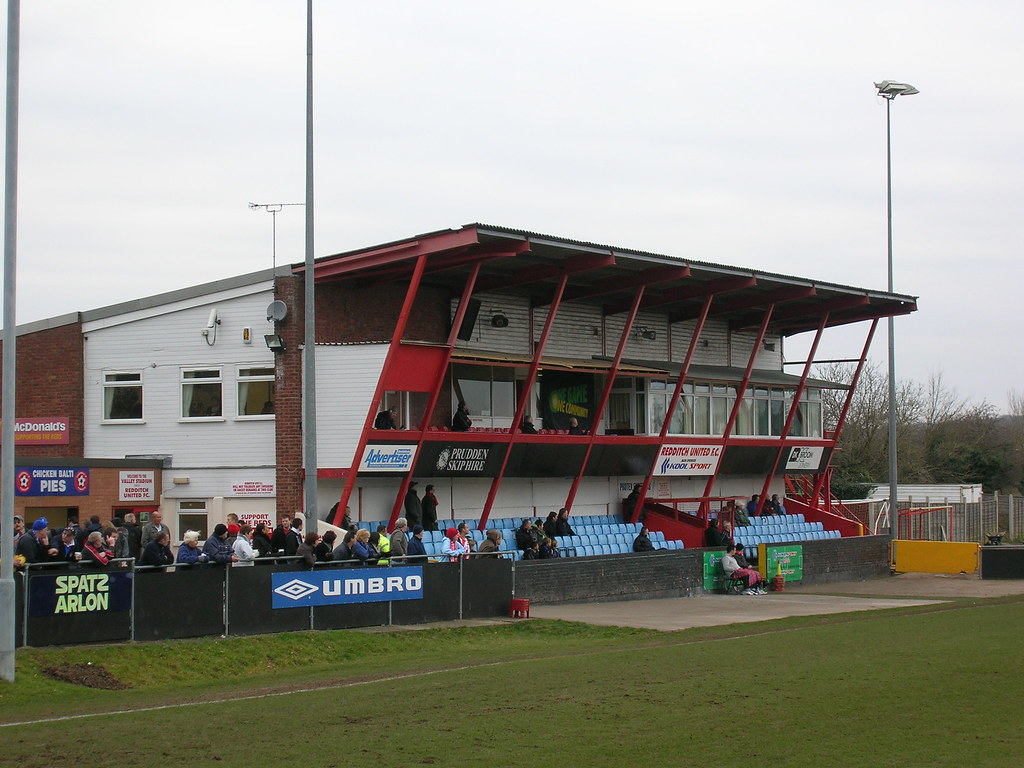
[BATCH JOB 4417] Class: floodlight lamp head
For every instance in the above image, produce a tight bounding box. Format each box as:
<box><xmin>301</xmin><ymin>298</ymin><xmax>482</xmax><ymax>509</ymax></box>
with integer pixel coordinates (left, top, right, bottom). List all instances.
<box><xmin>875</xmin><ymin>80</ymin><xmax>919</xmax><ymax>99</ymax></box>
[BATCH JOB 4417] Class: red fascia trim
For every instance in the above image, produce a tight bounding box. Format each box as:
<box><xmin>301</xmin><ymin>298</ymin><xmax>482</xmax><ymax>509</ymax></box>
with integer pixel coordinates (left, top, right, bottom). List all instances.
<box><xmin>306</xmin><ymin>227</ymin><xmax>482</xmax><ymax>281</ymax></box>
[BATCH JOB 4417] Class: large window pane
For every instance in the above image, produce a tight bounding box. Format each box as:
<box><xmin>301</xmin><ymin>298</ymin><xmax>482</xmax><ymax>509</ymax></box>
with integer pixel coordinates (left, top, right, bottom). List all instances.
<box><xmin>755</xmin><ymin>399</ymin><xmax>770</xmax><ymax>435</ymax></box>
<box><xmin>238</xmin><ymin>367</ymin><xmax>275</xmax><ymax>417</ymax></box>
<box><xmin>182</xmin><ymin>369</ymin><xmax>222</xmax><ymax>418</ymax></box>
<box><xmin>103</xmin><ymin>372</ymin><xmax>142</xmax><ymax>420</ymax></box>
<box><xmin>693</xmin><ymin>396</ymin><xmax>710</xmax><ymax>435</ymax></box>
<box><xmin>711</xmin><ymin>397</ymin><xmax>729</xmax><ymax>435</ymax></box>
<box><xmin>491</xmin><ymin>367</ymin><xmax>515</xmax><ymax>417</ymax></box>
<box><xmin>734</xmin><ymin>397</ymin><xmax>753</xmax><ymax>435</ymax></box>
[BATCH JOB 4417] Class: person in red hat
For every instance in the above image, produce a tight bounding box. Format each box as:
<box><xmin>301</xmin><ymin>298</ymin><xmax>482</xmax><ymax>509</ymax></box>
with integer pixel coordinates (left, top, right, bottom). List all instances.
<box><xmin>440</xmin><ymin>527</ymin><xmax>469</xmax><ymax>562</ymax></box>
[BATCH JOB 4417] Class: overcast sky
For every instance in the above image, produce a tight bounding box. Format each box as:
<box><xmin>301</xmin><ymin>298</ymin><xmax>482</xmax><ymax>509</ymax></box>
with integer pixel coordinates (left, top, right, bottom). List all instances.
<box><xmin>2</xmin><ymin>2</ymin><xmax>1021</xmax><ymax>410</ymax></box>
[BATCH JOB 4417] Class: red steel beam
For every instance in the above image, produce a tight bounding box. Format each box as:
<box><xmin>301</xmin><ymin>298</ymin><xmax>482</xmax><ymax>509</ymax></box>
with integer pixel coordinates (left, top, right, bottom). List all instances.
<box><xmin>331</xmin><ymin>252</ymin><xmax>429</xmax><ymax>527</ymax></box>
<box><xmin>563</xmin><ymin>285</ymin><xmax>647</xmax><ymax>512</ymax></box>
<box><xmin>629</xmin><ymin>293</ymin><xmax>716</xmax><ymax>523</ymax></box>
<box><xmin>756</xmin><ymin>313</ymin><xmax>829</xmax><ymax>508</ymax></box>
<box><xmin>699</xmin><ymin>305</ymin><xmax>775</xmax><ymax>505</ymax></box>
<box><xmin>730</xmin><ymin>295</ymin><xmax>869</xmax><ymax>331</ymax></box>
<box><xmin>384</xmin><ymin>261</ymin><xmax>484</xmax><ymax>528</ymax></box>
<box><xmin>477</xmin><ymin>274</ymin><xmax>570</xmax><ymax>529</ymax></box>
<box><xmin>809</xmin><ymin>318</ymin><xmax>879</xmax><ymax>504</ymax></box>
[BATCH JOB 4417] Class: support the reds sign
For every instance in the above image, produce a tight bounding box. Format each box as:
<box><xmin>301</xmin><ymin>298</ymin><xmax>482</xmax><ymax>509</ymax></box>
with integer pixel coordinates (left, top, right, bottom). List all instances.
<box><xmin>15</xmin><ymin>466</ymin><xmax>91</xmax><ymax>496</ymax></box>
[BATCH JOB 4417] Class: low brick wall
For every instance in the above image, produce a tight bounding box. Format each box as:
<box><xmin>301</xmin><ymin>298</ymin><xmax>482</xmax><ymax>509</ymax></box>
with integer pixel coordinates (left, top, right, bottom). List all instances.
<box><xmin>515</xmin><ymin>535</ymin><xmax>892</xmax><ymax>605</ymax></box>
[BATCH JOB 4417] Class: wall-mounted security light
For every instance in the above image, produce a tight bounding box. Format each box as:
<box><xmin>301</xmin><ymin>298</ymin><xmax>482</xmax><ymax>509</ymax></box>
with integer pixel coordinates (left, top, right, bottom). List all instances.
<box><xmin>201</xmin><ymin>308</ymin><xmax>221</xmax><ymax>346</ymax></box>
<box><xmin>763</xmin><ymin>341</ymin><xmax>776</xmax><ymax>352</ymax></box>
<box><xmin>264</xmin><ymin>334</ymin><xmax>286</xmax><ymax>354</ymax></box>
<box><xmin>490</xmin><ymin>311</ymin><xmax>509</xmax><ymax>328</ymax></box>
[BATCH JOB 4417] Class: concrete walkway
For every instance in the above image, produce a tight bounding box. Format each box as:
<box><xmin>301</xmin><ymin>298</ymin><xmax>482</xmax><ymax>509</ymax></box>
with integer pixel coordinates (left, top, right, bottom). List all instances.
<box><xmin>525</xmin><ymin>573</ymin><xmax>1024</xmax><ymax>632</ymax></box>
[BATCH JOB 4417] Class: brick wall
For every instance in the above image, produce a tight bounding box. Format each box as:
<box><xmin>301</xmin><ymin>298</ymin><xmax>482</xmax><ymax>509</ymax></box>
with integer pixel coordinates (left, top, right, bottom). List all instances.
<box><xmin>0</xmin><ymin>321</ymin><xmax>84</xmax><ymax>457</ymax></box>
<box><xmin>516</xmin><ymin>535</ymin><xmax>892</xmax><ymax>604</ymax></box>
<box><xmin>315</xmin><ymin>280</ymin><xmax>450</xmax><ymax>343</ymax></box>
<box><xmin>273</xmin><ymin>276</ymin><xmax>304</xmax><ymax>515</ymax></box>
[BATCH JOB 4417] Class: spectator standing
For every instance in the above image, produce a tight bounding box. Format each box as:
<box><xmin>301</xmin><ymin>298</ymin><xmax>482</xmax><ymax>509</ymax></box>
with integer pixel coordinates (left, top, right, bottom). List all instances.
<box><xmin>53</xmin><ymin>527</ymin><xmax>81</xmax><ymax>563</ymax></box>
<box><xmin>374</xmin><ymin>525</ymin><xmax>392</xmax><ymax>560</ymax></box>
<box><xmin>225</xmin><ymin>523</ymin><xmax>240</xmax><ymax>550</ymax></box>
<box><xmin>271</xmin><ymin>514</ymin><xmax>301</xmax><ymax>556</ymax></box>
<box><xmin>122</xmin><ymin>513</ymin><xmax>143</xmax><ymax>560</ymax></box>
<box><xmin>140</xmin><ymin>511</ymin><xmax>172</xmax><ymax>556</ymax></box>
<box><xmin>140</xmin><ymin>531</ymin><xmax>174</xmax><ymax>568</ymax></box>
<box><xmin>406</xmin><ymin>525</ymin><xmax>427</xmax><ymax>562</ymax></box>
<box><xmin>374</xmin><ymin>407</ymin><xmax>399</xmax><ymax>429</ymax></box>
<box><xmin>252</xmin><ymin>522</ymin><xmax>274</xmax><ymax>557</ymax></box>
<box><xmin>748</xmin><ymin>494</ymin><xmax>762</xmax><ymax>517</ymax></box>
<box><xmin>233</xmin><ymin>524</ymin><xmax>259</xmax><ymax>566</ymax></box>
<box><xmin>81</xmin><ymin>531</ymin><xmax>115</xmax><ymax>567</ymax></box>
<box><xmin>203</xmin><ymin>524</ymin><xmax>239</xmax><ymax>565</ymax></box>
<box><xmin>176</xmin><ymin>531</ymin><xmax>208</xmax><ymax>565</ymax></box>
<box><xmin>451</xmin><ymin>401</ymin><xmax>472</xmax><ymax>431</ymax></box>
<box><xmin>404</xmin><ymin>482</ymin><xmax>423</xmax><ymax>528</ymax></box>
<box><xmin>314</xmin><ymin>530</ymin><xmax>336</xmax><ymax>562</ymax></box>
<box><xmin>17</xmin><ymin>518</ymin><xmax>58</xmax><ymax>564</ymax></box>
<box><xmin>297</xmin><ymin>531</ymin><xmax>319</xmax><ymax>567</ymax></box>
<box><xmin>352</xmin><ymin>529</ymin><xmax>376</xmax><ymax>565</ymax></box>
<box><xmin>110</xmin><ymin>518</ymin><xmax>131</xmax><ymax>560</ymax></box>
<box><xmin>421</xmin><ymin>485</ymin><xmax>439</xmax><ymax>531</ymax></box>
<box><xmin>456</xmin><ymin>523</ymin><xmax>476</xmax><ymax>554</ymax></box>
<box><xmin>622</xmin><ymin>484</ymin><xmax>642</xmax><ymax>523</ymax></box>
<box><xmin>390</xmin><ymin>518</ymin><xmax>409</xmax><ymax>560</ymax></box>
<box><xmin>441</xmin><ymin>528</ymin><xmax>470</xmax><ymax>562</ymax></box>
<box><xmin>332</xmin><ymin>530</ymin><xmax>356</xmax><ymax>563</ymax></box>
<box><xmin>77</xmin><ymin>515</ymin><xmax>103</xmax><ymax>548</ymax></box>
<box><xmin>11</xmin><ymin>514</ymin><xmax>25</xmax><ymax>550</ymax></box>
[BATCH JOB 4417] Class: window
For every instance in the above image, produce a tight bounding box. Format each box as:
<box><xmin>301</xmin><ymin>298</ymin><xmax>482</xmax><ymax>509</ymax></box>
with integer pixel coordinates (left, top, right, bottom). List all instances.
<box><xmin>178</xmin><ymin>500</ymin><xmax>208</xmax><ymax>540</ymax></box>
<box><xmin>237</xmin><ymin>367</ymin><xmax>275</xmax><ymax>417</ymax></box>
<box><xmin>451</xmin><ymin>364</ymin><xmax>517</xmax><ymax>427</ymax></box>
<box><xmin>181</xmin><ymin>369</ymin><xmax>222</xmax><ymax>419</ymax></box>
<box><xmin>103</xmin><ymin>372</ymin><xmax>143</xmax><ymax>420</ymax></box>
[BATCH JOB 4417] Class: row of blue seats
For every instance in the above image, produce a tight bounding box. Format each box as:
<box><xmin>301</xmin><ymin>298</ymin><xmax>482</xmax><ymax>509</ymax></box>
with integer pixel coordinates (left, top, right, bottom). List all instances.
<box><xmin>735</xmin><ymin>521</ymin><xmax>823</xmax><ymax>535</ymax></box>
<box><xmin>735</xmin><ymin>530</ymin><xmax>840</xmax><ymax>559</ymax></box>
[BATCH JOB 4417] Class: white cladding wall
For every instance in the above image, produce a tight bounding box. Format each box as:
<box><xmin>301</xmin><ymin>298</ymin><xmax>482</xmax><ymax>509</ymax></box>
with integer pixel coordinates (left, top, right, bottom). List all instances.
<box><xmin>83</xmin><ymin>285</ymin><xmax>278</xmax><ymax>473</ymax></box>
<box><xmin>314</xmin><ymin>344</ymin><xmax>389</xmax><ymax>467</ymax></box>
<box><xmin>454</xmin><ymin>294</ymin><xmax>785</xmax><ymax>373</ymax></box>
<box><xmin>316</xmin><ymin>475</ymin><xmax>784</xmax><ymax>525</ymax></box>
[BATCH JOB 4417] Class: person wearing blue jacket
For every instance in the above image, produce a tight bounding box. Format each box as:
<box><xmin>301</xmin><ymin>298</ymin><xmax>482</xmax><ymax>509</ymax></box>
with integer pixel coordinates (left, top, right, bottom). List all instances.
<box><xmin>202</xmin><ymin>524</ymin><xmax>238</xmax><ymax>564</ymax></box>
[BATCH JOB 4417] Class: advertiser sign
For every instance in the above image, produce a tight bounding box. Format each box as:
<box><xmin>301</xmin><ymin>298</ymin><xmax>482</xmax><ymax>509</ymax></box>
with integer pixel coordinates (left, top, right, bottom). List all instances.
<box><xmin>784</xmin><ymin>446</ymin><xmax>825</xmax><ymax>471</ymax></box>
<box><xmin>119</xmin><ymin>470</ymin><xmax>156</xmax><ymax>502</ymax></box>
<box><xmin>761</xmin><ymin>544</ymin><xmax>804</xmax><ymax>581</ymax></box>
<box><xmin>0</xmin><ymin>417</ymin><xmax>71</xmax><ymax>445</ymax></box>
<box><xmin>15</xmin><ymin>466</ymin><xmax>90</xmax><ymax>496</ymax></box>
<box><xmin>654</xmin><ymin>444</ymin><xmax>722</xmax><ymax>476</ymax></box>
<box><xmin>29</xmin><ymin>571</ymin><xmax>133</xmax><ymax>617</ymax></box>
<box><xmin>414</xmin><ymin>442</ymin><xmax>508</xmax><ymax>477</ymax></box>
<box><xmin>271</xmin><ymin>567</ymin><xmax>424</xmax><ymax>609</ymax></box>
<box><xmin>359</xmin><ymin>444</ymin><xmax>417</xmax><ymax>472</ymax></box>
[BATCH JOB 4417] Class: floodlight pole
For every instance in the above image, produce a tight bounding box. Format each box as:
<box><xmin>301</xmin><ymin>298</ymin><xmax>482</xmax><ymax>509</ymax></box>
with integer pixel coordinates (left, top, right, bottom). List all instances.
<box><xmin>302</xmin><ymin>0</ymin><xmax>318</xmax><ymax>531</ymax></box>
<box><xmin>876</xmin><ymin>80</ymin><xmax>918</xmax><ymax>540</ymax></box>
<box><xmin>1</xmin><ymin>0</ymin><xmax>21</xmax><ymax>683</ymax></box>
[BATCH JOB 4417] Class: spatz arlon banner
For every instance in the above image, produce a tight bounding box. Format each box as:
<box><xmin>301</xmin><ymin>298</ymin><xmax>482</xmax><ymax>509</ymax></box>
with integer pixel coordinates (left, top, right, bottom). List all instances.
<box><xmin>271</xmin><ymin>567</ymin><xmax>424</xmax><ymax>609</ymax></box>
<box><xmin>654</xmin><ymin>444</ymin><xmax>722</xmax><ymax>475</ymax></box>
<box><xmin>359</xmin><ymin>444</ymin><xmax>417</xmax><ymax>472</ymax></box>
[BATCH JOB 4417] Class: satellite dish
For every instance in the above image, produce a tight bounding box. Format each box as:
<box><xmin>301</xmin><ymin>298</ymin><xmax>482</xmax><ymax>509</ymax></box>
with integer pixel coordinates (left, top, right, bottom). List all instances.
<box><xmin>266</xmin><ymin>300</ymin><xmax>288</xmax><ymax>323</ymax></box>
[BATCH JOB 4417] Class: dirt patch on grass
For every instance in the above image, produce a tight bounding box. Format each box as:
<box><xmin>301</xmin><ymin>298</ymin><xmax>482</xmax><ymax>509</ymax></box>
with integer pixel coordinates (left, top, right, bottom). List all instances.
<box><xmin>41</xmin><ymin>663</ymin><xmax>130</xmax><ymax>690</ymax></box>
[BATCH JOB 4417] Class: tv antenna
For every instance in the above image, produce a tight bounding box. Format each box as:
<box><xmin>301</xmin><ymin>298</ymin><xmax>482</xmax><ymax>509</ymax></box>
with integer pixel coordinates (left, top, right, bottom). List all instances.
<box><xmin>248</xmin><ymin>202</ymin><xmax>305</xmax><ymax>269</ymax></box>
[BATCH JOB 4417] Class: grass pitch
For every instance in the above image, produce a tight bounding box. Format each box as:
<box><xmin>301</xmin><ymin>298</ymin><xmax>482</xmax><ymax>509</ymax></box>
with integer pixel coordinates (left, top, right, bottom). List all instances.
<box><xmin>1</xmin><ymin>597</ymin><xmax>1022</xmax><ymax>767</ymax></box>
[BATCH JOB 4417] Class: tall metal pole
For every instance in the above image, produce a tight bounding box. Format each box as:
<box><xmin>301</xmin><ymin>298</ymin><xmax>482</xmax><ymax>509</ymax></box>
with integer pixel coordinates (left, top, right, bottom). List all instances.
<box><xmin>875</xmin><ymin>80</ymin><xmax>917</xmax><ymax>539</ymax></box>
<box><xmin>1</xmin><ymin>0</ymin><xmax>22</xmax><ymax>683</ymax></box>
<box><xmin>885</xmin><ymin>95</ymin><xmax>897</xmax><ymax>540</ymax></box>
<box><xmin>302</xmin><ymin>0</ymin><xmax>318</xmax><ymax>529</ymax></box>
